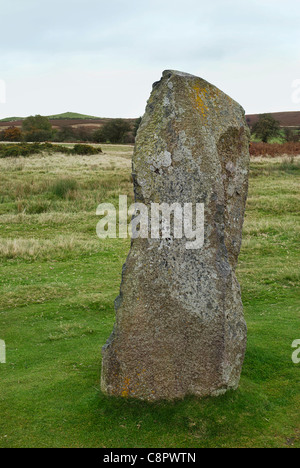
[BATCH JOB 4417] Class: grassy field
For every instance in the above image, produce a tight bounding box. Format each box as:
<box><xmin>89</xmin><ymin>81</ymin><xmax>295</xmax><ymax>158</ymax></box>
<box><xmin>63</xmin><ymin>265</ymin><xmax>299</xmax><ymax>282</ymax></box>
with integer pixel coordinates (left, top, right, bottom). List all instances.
<box><xmin>0</xmin><ymin>146</ymin><xmax>299</xmax><ymax>448</ymax></box>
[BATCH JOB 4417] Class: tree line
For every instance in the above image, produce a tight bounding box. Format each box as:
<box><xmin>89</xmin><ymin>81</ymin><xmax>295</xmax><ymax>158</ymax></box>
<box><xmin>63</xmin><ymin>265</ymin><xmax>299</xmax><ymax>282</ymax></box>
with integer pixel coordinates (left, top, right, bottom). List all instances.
<box><xmin>1</xmin><ymin>113</ymin><xmax>299</xmax><ymax>144</ymax></box>
<box><xmin>0</xmin><ymin>115</ymin><xmax>142</xmax><ymax>144</ymax></box>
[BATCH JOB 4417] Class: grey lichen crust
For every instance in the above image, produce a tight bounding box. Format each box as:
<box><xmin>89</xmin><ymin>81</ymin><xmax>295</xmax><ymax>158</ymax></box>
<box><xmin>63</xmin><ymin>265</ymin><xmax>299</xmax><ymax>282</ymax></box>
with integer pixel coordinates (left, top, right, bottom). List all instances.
<box><xmin>101</xmin><ymin>70</ymin><xmax>250</xmax><ymax>400</ymax></box>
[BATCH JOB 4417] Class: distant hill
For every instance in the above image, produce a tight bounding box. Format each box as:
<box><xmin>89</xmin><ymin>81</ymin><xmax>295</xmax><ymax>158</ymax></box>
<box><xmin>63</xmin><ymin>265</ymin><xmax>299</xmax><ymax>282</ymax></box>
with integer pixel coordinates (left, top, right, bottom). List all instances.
<box><xmin>0</xmin><ymin>116</ymin><xmax>23</xmax><ymax>122</ymax></box>
<box><xmin>0</xmin><ymin>113</ymin><xmax>138</xmax><ymax>143</ymax></box>
<box><xmin>1</xmin><ymin>111</ymin><xmax>299</xmax><ymax>129</ymax></box>
<box><xmin>246</xmin><ymin>111</ymin><xmax>300</xmax><ymax>128</ymax></box>
<box><xmin>0</xmin><ymin>113</ymin><xmax>135</xmax><ymax>134</ymax></box>
<box><xmin>0</xmin><ymin>112</ymin><xmax>102</xmax><ymax>122</ymax></box>
<box><xmin>46</xmin><ymin>112</ymin><xmax>102</xmax><ymax>120</ymax></box>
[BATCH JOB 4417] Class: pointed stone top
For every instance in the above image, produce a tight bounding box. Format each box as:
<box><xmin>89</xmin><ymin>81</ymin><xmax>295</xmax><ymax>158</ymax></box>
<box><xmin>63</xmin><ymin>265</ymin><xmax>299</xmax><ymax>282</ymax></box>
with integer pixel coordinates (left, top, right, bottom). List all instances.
<box><xmin>162</xmin><ymin>69</ymin><xmax>198</xmax><ymax>79</ymax></box>
<box><xmin>150</xmin><ymin>69</ymin><xmax>245</xmax><ymax>114</ymax></box>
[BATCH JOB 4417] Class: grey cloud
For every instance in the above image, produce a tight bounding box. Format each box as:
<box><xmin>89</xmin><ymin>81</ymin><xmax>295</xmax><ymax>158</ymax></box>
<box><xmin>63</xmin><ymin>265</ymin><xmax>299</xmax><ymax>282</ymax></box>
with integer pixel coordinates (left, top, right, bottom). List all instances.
<box><xmin>1</xmin><ymin>0</ymin><xmax>299</xmax><ymax>119</ymax></box>
<box><xmin>0</xmin><ymin>0</ymin><xmax>299</xmax><ymax>60</ymax></box>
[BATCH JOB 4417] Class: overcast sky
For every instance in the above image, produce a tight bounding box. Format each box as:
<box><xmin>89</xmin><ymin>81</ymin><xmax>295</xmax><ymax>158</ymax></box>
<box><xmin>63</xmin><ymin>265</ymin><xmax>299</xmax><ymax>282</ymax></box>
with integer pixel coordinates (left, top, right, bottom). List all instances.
<box><xmin>0</xmin><ymin>0</ymin><xmax>299</xmax><ymax>119</ymax></box>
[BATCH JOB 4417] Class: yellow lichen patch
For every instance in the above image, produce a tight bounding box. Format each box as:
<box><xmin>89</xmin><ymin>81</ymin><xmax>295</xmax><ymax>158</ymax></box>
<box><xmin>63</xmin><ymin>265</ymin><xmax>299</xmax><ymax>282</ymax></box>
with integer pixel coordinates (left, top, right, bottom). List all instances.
<box><xmin>192</xmin><ymin>86</ymin><xmax>209</xmax><ymax>119</ymax></box>
<box><xmin>121</xmin><ymin>377</ymin><xmax>131</xmax><ymax>397</ymax></box>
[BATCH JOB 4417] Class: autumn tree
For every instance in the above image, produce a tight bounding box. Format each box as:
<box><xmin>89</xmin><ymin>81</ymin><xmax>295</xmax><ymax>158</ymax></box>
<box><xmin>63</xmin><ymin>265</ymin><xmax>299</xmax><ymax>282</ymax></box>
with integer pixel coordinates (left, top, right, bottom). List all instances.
<box><xmin>2</xmin><ymin>126</ymin><xmax>22</xmax><ymax>141</ymax></box>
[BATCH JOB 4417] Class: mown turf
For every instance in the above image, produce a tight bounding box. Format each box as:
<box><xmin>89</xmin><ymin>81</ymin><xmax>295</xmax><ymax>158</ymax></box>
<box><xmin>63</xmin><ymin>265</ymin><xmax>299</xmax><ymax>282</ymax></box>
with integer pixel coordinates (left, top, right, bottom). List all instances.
<box><xmin>0</xmin><ymin>149</ymin><xmax>299</xmax><ymax>448</ymax></box>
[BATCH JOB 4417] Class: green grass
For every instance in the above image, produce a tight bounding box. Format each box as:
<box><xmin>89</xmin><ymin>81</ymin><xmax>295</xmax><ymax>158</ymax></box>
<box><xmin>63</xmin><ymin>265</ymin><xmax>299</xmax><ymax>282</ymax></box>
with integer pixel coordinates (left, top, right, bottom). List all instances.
<box><xmin>0</xmin><ymin>150</ymin><xmax>299</xmax><ymax>448</ymax></box>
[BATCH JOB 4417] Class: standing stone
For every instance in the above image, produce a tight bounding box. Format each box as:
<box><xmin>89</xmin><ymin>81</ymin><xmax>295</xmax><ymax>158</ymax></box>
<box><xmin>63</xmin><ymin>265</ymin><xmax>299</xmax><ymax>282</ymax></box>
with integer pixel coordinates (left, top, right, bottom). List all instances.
<box><xmin>101</xmin><ymin>70</ymin><xmax>250</xmax><ymax>400</ymax></box>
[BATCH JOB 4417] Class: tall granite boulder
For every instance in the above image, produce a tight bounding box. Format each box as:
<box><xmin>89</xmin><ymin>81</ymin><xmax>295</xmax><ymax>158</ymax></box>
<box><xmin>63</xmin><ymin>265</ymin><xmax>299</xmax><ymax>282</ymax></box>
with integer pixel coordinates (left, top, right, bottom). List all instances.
<box><xmin>101</xmin><ymin>70</ymin><xmax>250</xmax><ymax>400</ymax></box>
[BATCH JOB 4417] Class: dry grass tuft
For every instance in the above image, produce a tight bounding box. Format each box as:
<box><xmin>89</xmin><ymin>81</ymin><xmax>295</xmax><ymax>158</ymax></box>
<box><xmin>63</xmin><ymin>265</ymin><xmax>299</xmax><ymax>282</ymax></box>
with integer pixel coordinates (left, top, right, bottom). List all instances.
<box><xmin>0</xmin><ymin>236</ymin><xmax>100</xmax><ymax>260</ymax></box>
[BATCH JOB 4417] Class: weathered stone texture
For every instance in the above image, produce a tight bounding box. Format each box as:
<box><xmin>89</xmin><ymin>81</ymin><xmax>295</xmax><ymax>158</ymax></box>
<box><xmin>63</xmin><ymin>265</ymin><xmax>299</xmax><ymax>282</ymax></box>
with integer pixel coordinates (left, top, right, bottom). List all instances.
<box><xmin>101</xmin><ymin>70</ymin><xmax>250</xmax><ymax>400</ymax></box>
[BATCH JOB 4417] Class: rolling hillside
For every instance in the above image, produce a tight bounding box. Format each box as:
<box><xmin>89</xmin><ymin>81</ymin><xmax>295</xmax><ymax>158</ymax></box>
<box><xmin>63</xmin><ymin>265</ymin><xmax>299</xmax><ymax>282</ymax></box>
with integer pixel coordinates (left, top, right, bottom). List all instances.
<box><xmin>0</xmin><ymin>111</ymin><xmax>299</xmax><ymax>131</ymax></box>
<box><xmin>0</xmin><ymin>113</ymin><xmax>135</xmax><ymax>133</ymax></box>
<box><xmin>0</xmin><ymin>112</ymin><xmax>103</xmax><ymax>122</ymax></box>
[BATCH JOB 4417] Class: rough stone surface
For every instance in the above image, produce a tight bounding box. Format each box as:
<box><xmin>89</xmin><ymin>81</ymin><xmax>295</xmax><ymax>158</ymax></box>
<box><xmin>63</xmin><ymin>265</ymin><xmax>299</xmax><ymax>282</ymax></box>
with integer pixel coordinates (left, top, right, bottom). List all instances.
<box><xmin>101</xmin><ymin>70</ymin><xmax>250</xmax><ymax>400</ymax></box>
